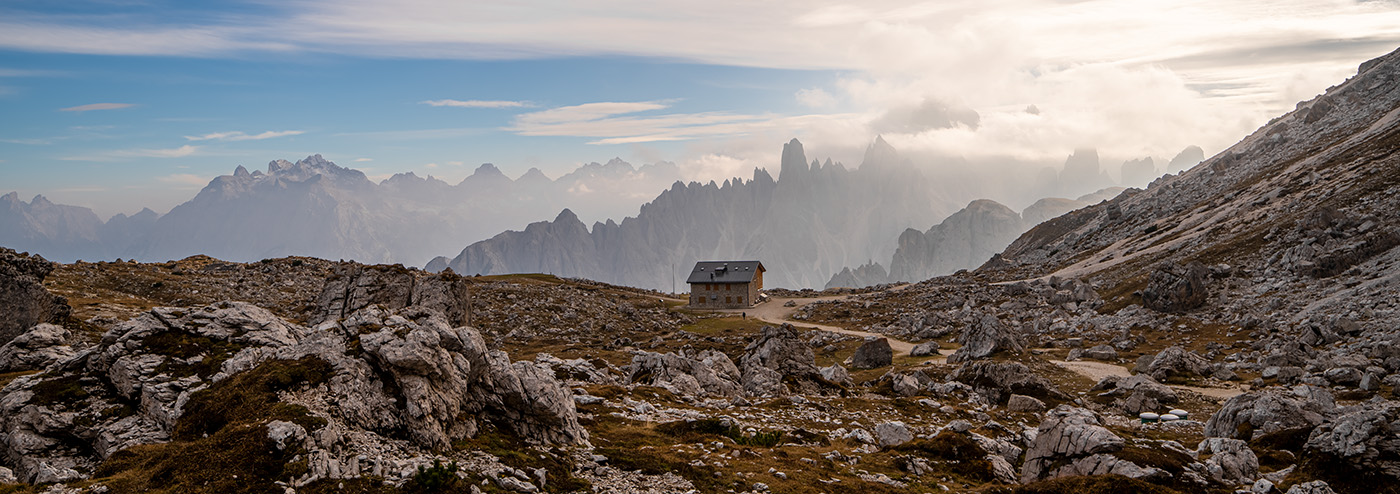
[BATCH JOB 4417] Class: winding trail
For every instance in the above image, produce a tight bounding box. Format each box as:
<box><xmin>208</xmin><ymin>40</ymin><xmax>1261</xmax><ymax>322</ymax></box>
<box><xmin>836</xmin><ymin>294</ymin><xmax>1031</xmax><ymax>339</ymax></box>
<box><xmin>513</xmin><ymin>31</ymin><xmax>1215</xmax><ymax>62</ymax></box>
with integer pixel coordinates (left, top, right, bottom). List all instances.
<box><xmin>697</xmin><ymin>292</ymin><xmax>1245</xmax><ymax>399</ymax></box>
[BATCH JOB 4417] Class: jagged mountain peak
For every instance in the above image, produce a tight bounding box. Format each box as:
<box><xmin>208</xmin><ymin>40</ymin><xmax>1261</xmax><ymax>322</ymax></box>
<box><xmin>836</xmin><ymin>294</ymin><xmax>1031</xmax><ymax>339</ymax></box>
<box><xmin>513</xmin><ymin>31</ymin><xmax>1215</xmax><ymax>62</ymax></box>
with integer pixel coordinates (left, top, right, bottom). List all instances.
<box><xmin>861</xmin><ymin>134</ymin><xmax>902</xmax><ymax>169</ymax></box>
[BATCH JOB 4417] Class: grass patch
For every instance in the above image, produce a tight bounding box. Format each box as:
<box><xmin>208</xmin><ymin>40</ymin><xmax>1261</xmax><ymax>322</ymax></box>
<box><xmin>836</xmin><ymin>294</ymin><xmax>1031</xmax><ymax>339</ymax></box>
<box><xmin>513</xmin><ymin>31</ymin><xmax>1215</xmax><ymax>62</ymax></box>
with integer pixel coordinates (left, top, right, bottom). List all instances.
<box><xmin>452</xmin><ymin>427</ymin><xmax>590</xmax><ymax>493</ymax></box>
<box><xmin>173</xmin><ymin>357</ymin><xmax>332</xmax><ymax>441</ymax></box>
<box><xmin>144</xmin><ymin>331</ymin><xmax>245</xmax><ymax>379</ymax></box>
<box><xmin>29</xmin><ymin>373</ymin><xmax>90</xmax><ymax>408</ymax></box>
<box><xmin>996</xmin><ymin>474</ymin><xmax>1183</xmax><ymax>494</ymax></box>
<box><xmin>891</xmin><ymin>431</ymin><xmax>994</xmax><ymax>482</ymax></box>
<box><xmin>656</xmin><ymin>419</ymin><xmax>785</xmax><ymax>448</ymax></box>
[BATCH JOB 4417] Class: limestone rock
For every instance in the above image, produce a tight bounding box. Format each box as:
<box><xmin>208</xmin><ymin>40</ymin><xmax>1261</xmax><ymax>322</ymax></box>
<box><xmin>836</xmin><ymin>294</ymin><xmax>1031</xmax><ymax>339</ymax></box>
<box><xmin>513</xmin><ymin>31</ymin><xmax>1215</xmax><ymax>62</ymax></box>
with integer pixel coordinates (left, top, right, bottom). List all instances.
<box><xmin>0</xmin><ymin>248</ymin><xmax>71</xmax><ymax>346</ymax></box>
<box><xmin>1197</xmin><ymin>437</ymin><xmax>1259</xmax><ymax>485</ymax></box>
<box><xmin>313</xmin><ymin>264</ymin><xmax>470</xmax><ymax>326</ymax></box>
<box><xmin>1285</xmin><ymin>480</ymin><xmax>1337</xmax><ymax>494</ymax></box>
<box><xmin>1092</xmin><ymin>374</ymin><xmax>1178</xmax><ymax>415</ymax></box>
<box><xmin>0</xmin><ymin>324</ymin><xmax>75</xmax><ymax>372</ymax></box>
<box><xmin>950</xmin><ymin>361</ymin><xmax>1064</xmax><ymax>405</ymax></box>
<box><xmin>819</xmin><ymin>364</ymin><xmax>852</xmax><ymax>386</ymax></box>
<box><xmin>738</xmin><ymin>325</ymin><xmax>820</xmax><ymax>397</ymax></box>
<box><xmin>1082</xmin><ymin>344</ymin><xmax>1118</xmax><ymax>361</ymax></box>
<box><xmin>1007</xmin><ymin>394</ymin><xmax>1047</xmax><ymax>413</ymax></box>
<box><xmin>947</xmin><ymin>314</ymin><xmax>1024</xmax><ymax>364</ymax></box>
<box><xmin>1204</xmin><ymin>386</ymin><xmax>1336</xmax><ymax>439</ymax></box>
<box><xmin>909</xmin><ymin>341</ymin><xmax>941</xmax><ymax>357</ymax></box>
<box><xmin>1135</xmin><ymin>346</ymin><xmax>1212</xmax><ymax>382</ymax></box>
<box><xmin>875</xmin><ymin>421</ymin><xmax>913</xmax><ymax>448</ymax></box>
<box><xmin>1020</xmin><ymin>405</ymin><xmax>1126</xmax><ymax>483</ymax></box>
<box><xmin>850</xmin><ymin>337</ymin><xmax>893</xmax><ymax>369</ymax></box>
<box><xmin>1303</xmin><ymin>400</ymin><xmax>1400</xmax><ymax>480</ymax></box>
<box><xmin>625</xmin><ymin>350</ymin><xmax>742</xmax><ymax>398</ymax></box>
<box><xmin>1141</xmin><ymin>261</ymin><xmax>1209</xmax><ymax>312</ymax></box>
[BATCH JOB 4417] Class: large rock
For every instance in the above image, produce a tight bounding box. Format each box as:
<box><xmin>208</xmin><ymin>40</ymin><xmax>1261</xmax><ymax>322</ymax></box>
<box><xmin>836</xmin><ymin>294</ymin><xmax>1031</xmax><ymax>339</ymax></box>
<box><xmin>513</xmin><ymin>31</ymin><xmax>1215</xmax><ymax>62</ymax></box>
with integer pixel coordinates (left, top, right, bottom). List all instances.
<box><xmin>313</xmin><ymin>263</ymin><xmax>470</xmax><ymax>326</ymax></box>
<box><xmin>947</xmin><ymin>314</ymin><xmax>1024</xmax><ymax>364</ymax></box>
<box><xmin>1021</xmin><ymin>405</ymin><xmax>1149</xmax><ymax>483</ymax></box>
<box><xmin>850</xmin><ymin>337</ymin><xmax>893</xmax><ymax>369</ymax></box>
<box><xmin>1204</xmin><ymin>386</ymin><xmax>1336</xmax><ymax>439</ymax></box>
<box><xmin>1092</xmin><ymin>374</ymin><xmax>1178</xmax><ymax>414</ymax></box>
<box><xmin>1135</xmin><ymin>346</ymin><xmax>1212</xmax><ymax>382</ymax></box>
<box><xmin>0</xmin><ymin>300</ymin><xmax>588</xmax><ymax>484</ymax></box>
<box><xmin>950</xmin><ymin>361</ymin><xmax>1064</xmax><ymax>405</ymax></box>
<box><xmin>0</xmin><ymin>248</ymin><xmax>70</xmax><ymax>345</ymax></box>
<box><xmin>0</xmin><ymin>323</ymin><xmax>76</xmax><ymax>372</ymax></box>
<box><xmin>875</xmin><ymin>421</ymin><xmax>913</xmax><ymax>448</ymax></box>
<box><xmin>1197</xmin><ymin>437</ymin><xmax>1259</xmax><ymax>485</ymax></box>
<box><xmin>909</xmin><ymin>341</ymin><xmax>941</xmax><ymax>357</ymax></box>
<box><xmin>1140</xmin><ymin>261</ymin><xmax>1209</xmax><ymax>312</ymax></box>
<box><xmin>1303</xmin><ymin>400</ymin><xmax>1400</xmax><ymax>480</ymax></box>
<box><xmin>626</xmin><ymin>350</ymin><xmax>743</xmax><ymax>398</ymax></box>
<box><xmin>737</xmin><ymin>325</ymin><xmax>820</xmax><ymax>397</ymax></box>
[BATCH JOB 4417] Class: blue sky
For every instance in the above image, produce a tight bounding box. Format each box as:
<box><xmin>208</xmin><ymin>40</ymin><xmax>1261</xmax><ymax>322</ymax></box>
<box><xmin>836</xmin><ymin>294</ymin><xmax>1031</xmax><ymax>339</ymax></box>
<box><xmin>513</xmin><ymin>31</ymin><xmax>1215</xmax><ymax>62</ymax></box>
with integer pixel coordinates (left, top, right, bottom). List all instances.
<box><xmin>3</xmin><ymin>0</ymin><xmax>1400</xmax><ymax>217</ymax></box>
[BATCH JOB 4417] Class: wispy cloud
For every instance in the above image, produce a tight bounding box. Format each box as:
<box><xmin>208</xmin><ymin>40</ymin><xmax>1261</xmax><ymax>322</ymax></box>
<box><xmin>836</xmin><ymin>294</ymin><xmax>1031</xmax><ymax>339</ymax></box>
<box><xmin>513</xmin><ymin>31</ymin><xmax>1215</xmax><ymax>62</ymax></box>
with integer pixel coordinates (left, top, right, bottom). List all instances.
<box><xmin>507</xmin><ymin>100</ymin><xmax>853</xmax><ymax>145</ymax></box>
<box><xmin>63</xmin><ymin>145</ymin><xmax>201</xmax><ymax>161</ymax></box>
<box><xmin>420</xmin><ymin>99</ymin><xmax>530</xmax><ymax>108</ymax></box>
<box><xmin>156</xmin><ymin>173</ymin><xmax>210</xmax><ymax>187</ymax></box>
<box><xmin>354</xmin><ymin>158</ymin><xmax>373</xmax><ymax>162</ymax></box>
<box><xmin>59</xmin><ymin>103</ymin><xmax>135</xmax><ymax>112</ymax></box>
<box><xmin>183</xmin><ymin>130</ymin><xmax>304</xmax><ymax>141</ymax></box>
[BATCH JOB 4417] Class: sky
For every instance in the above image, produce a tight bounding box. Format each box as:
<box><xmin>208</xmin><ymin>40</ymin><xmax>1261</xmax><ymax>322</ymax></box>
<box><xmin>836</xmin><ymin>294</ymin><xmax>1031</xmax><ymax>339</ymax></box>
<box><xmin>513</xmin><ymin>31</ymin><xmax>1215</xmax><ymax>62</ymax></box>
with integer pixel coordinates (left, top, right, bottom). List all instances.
<box><xmin>2</xmin><ymin>0</ymin><xmax>1399</xmax><ymax>218</ymax></box>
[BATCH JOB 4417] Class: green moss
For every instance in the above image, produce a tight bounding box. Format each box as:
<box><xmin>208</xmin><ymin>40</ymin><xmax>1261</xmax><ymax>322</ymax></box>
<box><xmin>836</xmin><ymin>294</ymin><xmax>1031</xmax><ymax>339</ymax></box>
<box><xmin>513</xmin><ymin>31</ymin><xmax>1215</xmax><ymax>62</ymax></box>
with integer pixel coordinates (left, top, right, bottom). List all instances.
<box><xmin>173</xmin><ymin>357</ymin><xmax>333</xmax><ymax>441</ymax></box>
<box><xmin>29</xmin><ymin>373</ymin><xmax>90</xmax><ymax>407</ymax></box>
<box><xmin>95</xmin><ymin>422</ymin><xmax>305</xmax><ymax>494</ymax></box>
<box><xmin>144</xmin><ymin>331</ymin><xmax>245</xmax><ymax>379</ymax></box>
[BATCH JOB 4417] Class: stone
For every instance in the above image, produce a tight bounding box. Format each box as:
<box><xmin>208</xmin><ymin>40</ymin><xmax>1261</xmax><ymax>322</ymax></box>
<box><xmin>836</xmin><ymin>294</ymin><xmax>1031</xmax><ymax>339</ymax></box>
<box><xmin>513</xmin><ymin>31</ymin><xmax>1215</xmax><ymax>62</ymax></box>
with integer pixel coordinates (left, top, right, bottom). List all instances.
<box><xmin>0</xmin><ymin>323</ymin><xmax>75</xmax><ymax>372</ymax></box>
<box><xmin>1007</xmin><ymin>394</ymin><xmax>1047</xmax><ymax>413</ymax></box>
<box><xmin>1303</xmin><ymin>400</ymin><xmax>1400</xmax><ymax>480</ymax></box>
<box><xmin>819</xmin><ymin>364</ymin><xmax>852</xmax><ymax>386</ymax></box>
<box><xmin>1135</xmin><ymin>346</ymin><xmax>1212</xmax><ymax>382</ymax></box>
<box><xmin>1285</xmin><ymin>480</ymin><xmax>1337</xmax><ymax>494</ymax></box>
<box><xmin>1082</xmin><ymin>344</ymin><xmax>1118</xmax><ymax>361</ymax></box>
<box><xmin>267</xmin><ymin>420</ymin><xmax>307</xmax><ymax>451</ymax></box>
<box><xmin>1321</xmin><ymin>367</ymin><xmax>1362</xmax><ymax>386</ymax></box>
<box><xmin>850</xmin><ymin>337</ymin><xmax>893</xmax><ymax>369</ymax></box>
<box><xmin>625</xmin><ymin>350</ymin><xmax>743</xmax><ymax>398</ymax></box>
<box><xmin>1140</xmin><ymin>261</ymin><xmax>1209</xmax><ymax>312</ymax></box>
<box><xmin>1197</xmin><ymin>437</ymin><xmax>1259</xmax><ymax>485</ymax></box>
<box><xmin>875</xmin><ymin>421</ymin><xmax>913</xmax><ymax>447</ymax></box>
<box><xmin>1020</xmin><ymin>406</ymin><xmax>1128</xmax><ymax>483</ymax></box>
<box><xmin>0</xmin><ymin>248</ymin><xmax>71</xmax><ymax>346</ymax></box>
<box><xmin>909</xmin><ymin>340</ymin><xmax>941</xmax><ymax>357</ymax></box>
<box><xmin>844</xmin><ymin>428</ymin><xmax>877</xmax><ymax>445</ymax></box>
<box><xmin>947</xmin><ymin>314</ymin><xmax>1024</xmax><ymax>364</ymax></box>
<box><xmin>1092</xmin><ymin>374</ymin><xmax>1178</xmax><ymax>414</ymax></box>
<box><xmin>1204</xmin><ymin>386</ymin><xmax>1336</xmax><ymax>439</ymax></box>
<box><xmin>313</xmin><ymin>264</ymin><xmax>470</xmax><ymax>326</ymax></box>
<box><xmin>738</xmin><ymin>325</ymin><xmax>821</xmax><ymax>397</ymax></box>
<box><xmin>950</xmin><ymin>361</ymin><xmax>1065</xmax><ymax>405</ymax></box>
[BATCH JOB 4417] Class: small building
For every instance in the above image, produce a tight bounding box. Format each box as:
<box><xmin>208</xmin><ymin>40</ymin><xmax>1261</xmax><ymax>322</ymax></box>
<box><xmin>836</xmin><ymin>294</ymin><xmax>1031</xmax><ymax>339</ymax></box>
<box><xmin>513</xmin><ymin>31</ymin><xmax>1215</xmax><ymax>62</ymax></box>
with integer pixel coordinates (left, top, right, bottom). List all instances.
<box><xmin>687</xmin><ymin>261</ymin><xmax>765</xmax><ymax>309</ymax></box>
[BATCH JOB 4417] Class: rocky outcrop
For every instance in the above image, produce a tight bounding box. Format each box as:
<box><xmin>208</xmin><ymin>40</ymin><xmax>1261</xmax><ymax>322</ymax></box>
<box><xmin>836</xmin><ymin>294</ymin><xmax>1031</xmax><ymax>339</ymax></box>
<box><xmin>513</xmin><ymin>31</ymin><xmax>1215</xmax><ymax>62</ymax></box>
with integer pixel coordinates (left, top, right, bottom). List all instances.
<box><xmin>1021</xmin><ymin>406</ymin><xmax>1141</xmax><ymax>483</ymax></box>
<box><xmin>737</xmin><ymin>325</ymin><xmax>821</xmax><ymax>397</ymax></box>
<box><xmin>1302</xmin><ymin>400</ymin><xmax>1400</xmax><ymax>480</ymax></box>
<box><xmin>1134</xmin><ymin>346</ymin><xmax>1212</xmax><ymax>382</ymax></box>
<box><xmin>947</xmin><ymin>314</ymin><xmax>1024</xmax><ymax>364</ymax></box>
<box><xmin>1092</xmin><ymin>374</ymin><xmax>1178</xmax><ymax>415</ymax></box>
<box><xmin>0</xmin><ymin>324</ymin><xmax>75</xmax><ymax>372</ymax></box>
<box><xmin>950</xmin><ymin>361</ymin><xmax>1064</xmax><ymax>405</ymax></box>
<box><xmin>1204</xmin><ymin>386</ymin><xmax>1337</xmax><ymax>439</ymax></box>
<box><xmin>0</xmin><ymin>248</ymin><xmax>70</xmax><ymax>345</ymax></box>
<box><xmin>850</xmin><ymin>337</ymin><xmax>893</xmax><ymax>369</ymax></box>
<box><xmin>625</xmin><ymin>350</ymin><xmax>743</xmax><ymax>398</ymax></box>
<box><xmin>1197</xmin><ymin>438</ymin><xmax>1259</xmax><ymax>485</ymax></box>
<box><xmin>314</xmin><ymin>263</ymin><xmax>470</xmax><ymax>326</ymax></box>
<box><xmin>1141</xmin><ymin>261</ymin><xmax>1210</xmax><ymax>312</ymax></box>
<box><xmin>0</xmin><ymin>300</ymin><xmax>586</xmax><ymax>484</ymax></box>
<box><xmin>909</xmin><ymin>341</ymin><xmax>941</xmax><ymax>357</ymax></box>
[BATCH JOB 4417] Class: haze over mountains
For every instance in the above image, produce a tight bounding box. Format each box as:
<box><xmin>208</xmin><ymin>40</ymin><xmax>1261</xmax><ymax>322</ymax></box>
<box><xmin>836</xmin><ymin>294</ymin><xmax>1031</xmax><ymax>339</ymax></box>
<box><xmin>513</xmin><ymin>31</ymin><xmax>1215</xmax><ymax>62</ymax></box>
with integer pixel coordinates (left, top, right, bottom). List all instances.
<box><xmin>1</xmin><ymin>155</ymin><xmax>683</xmax><ymax>265</ymax></box>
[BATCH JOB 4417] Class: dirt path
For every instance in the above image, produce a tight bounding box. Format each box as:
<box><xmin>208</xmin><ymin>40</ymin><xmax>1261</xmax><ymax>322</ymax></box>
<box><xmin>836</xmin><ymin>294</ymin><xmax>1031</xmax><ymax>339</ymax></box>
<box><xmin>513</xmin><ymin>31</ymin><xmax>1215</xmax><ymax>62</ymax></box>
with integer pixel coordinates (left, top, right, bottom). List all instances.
<box><xmin>1049</xmin><ymin>359</ymin><xmax>1244</xmax><ymax>400</ymax></box>
<box><xmin>711</xmin><ymin>293</ymin><xmax>944</xmax><ymax>362</ymax></box>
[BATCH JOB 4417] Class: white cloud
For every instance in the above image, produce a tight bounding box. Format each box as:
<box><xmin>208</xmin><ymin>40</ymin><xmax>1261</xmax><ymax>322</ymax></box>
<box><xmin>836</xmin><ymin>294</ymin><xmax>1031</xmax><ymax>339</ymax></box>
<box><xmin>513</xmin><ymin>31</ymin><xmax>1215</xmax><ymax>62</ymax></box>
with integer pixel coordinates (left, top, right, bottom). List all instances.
<box><xmin>64</xmin><ymin>145</ymin><xmax>201</xmax><ymax>161</ymax></box>
<box><xmin>795</xmin><ymin>88</ymin><xmax>837</xmax><ymax>108</ymax></box>
<box><xmin>59</xmin><ymin>103</ymin><xmax>135</xmax><ymax>112</ymax></box>
<box><xmin>420</xmin><ymin>99</ymin><xmax>530</xmax><ymax>108</ymax></box>
<box><xmin>507</xmin><ymin>100</ymin><xmax>866</xmax><ymax>145</ymax></box>
<box><xmin>183</xmin><ymin>130</ymin><xmax>305</xmax><ymax>141</ymax></box>
<box><xmin>354</xmin><ymin>157</ymin><xmax>374</xmax><ymax>162</ymax></box>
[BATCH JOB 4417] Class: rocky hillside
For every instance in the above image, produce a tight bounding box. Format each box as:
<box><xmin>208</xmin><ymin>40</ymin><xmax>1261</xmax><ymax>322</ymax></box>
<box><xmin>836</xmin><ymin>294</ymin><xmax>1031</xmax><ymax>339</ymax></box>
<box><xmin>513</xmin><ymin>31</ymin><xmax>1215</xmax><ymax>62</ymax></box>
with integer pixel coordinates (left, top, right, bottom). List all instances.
<box><xmin>1</xmin><ymin>155</ymin><xmax>683</xmax><ymax>265</ymax></box>
<box><xmin>824</xmin><ymin>188</ymin><xmax>1124</xmax><ymax>289</ymax></box>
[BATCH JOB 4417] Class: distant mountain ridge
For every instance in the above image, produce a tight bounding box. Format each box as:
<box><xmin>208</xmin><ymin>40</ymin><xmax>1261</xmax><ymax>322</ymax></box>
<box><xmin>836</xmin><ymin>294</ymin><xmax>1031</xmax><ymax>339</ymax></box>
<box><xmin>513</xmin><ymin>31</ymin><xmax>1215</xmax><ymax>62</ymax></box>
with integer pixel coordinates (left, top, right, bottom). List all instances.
<box><xmin>0</xmin><ymin>155</ymin><xmax>683</xmax><ymax>264</ymax></box>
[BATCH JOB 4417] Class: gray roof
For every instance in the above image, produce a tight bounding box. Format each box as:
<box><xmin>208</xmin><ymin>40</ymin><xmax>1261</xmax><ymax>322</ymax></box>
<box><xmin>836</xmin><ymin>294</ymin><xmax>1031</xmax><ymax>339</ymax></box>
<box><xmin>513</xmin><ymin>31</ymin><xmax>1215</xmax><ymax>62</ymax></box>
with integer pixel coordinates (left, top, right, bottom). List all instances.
<box><xmin>686</xmin><ymin>261</ymin><xmax>764</xmax><ymax>284</ymax></box>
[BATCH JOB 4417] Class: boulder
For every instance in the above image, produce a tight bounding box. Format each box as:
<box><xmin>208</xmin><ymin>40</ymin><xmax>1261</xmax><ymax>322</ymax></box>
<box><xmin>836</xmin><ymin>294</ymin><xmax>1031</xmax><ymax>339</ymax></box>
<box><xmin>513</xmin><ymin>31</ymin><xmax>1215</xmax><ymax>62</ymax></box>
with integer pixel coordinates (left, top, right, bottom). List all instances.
<box><xmin>1140</xmin><ymin>261</ymin><xmax>1209</xmax><ymax>312</ymax></box>
<box><xmin>819</xmin><ymin>364</ymin><xmax>852</xmax><ymax>386</ymax></box>
<box><xmin>0</xmin><ymin>248</ymin><xmax>70</xmax><ymax>346</ymax></box>
<box><xmin>947</xmin><ymin>314</ymin><xmax>1024</xmax><ymax>364</ymax></box>
<box><xmin>1197</xmin><ymin>437</ymin><xmax>1259</xmax><ymax>485</ymax></box>
<box><xmin>0</xmin><ymin>323</ymin><xmax>76</xmax><ymax>372</ymax></box>
<box><xmin>1286</xmin><ymin>481</ymin><xmax>1337</xmax><ymax>494</ymax></box>
<box><xmin>909</xmin><ymin>341</ymin><xmax>941</xmax><ymax>357</ymax></box>
<box><xmin>313</xmin><ymin>263</ymin><xmax>470</xmax><ymax>326</ymax></box>
<box><xmin>850</xmin><ymin>337</ymin><xmax>893</xmax><ymax>369</ymax></box>
<box><xmin>1007</xmin><ymin>394</ymin><xmax>1047</xmax><ymax>413</ymax></box>
<box><xmin>1303</xmin><ymin>400</ymin><xmax>1400</xmax><ymax>480</ymax></box>
<box><xmin>875</xmin><ymin>421</ymin><xmax>913</xmax><ymax>447</ymax></box>
<box><xmin>1082</xmin><ymin>344</ymin><xmax>1118</xmax><ymax>361</ymax></box>
<box><xmin>625</xmin><ymin>350</ymin><xmax>743</xmax><ymax>398</ymax></box>
<box><xmin>950</xmin><ymin>361</ymin><xmax>1065</xmax><ymax>405</ymax></box>
<box><xmin>1021</xmin><ymin>406</ymin><xmax>1144</xmax><ymax>483</ymax></box>
<box><xmin>1135</xmin><ymin>346</ymin><xmax>1212</xmax><ymax>382</ymax></box>
<box><xmin>1092</xmin><ymin>374</ymin><xmax>1178</xmax><ymax>414</ymax></box>
<box><xmin>737</xmin><ymin>325</ymin><xmax>820</xmax><ymax>396</ymax></box>
<box><xmin>1204</xmin><ymin>386</ymin><xmax>1336</xmax><ymax>439</ymax></box>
